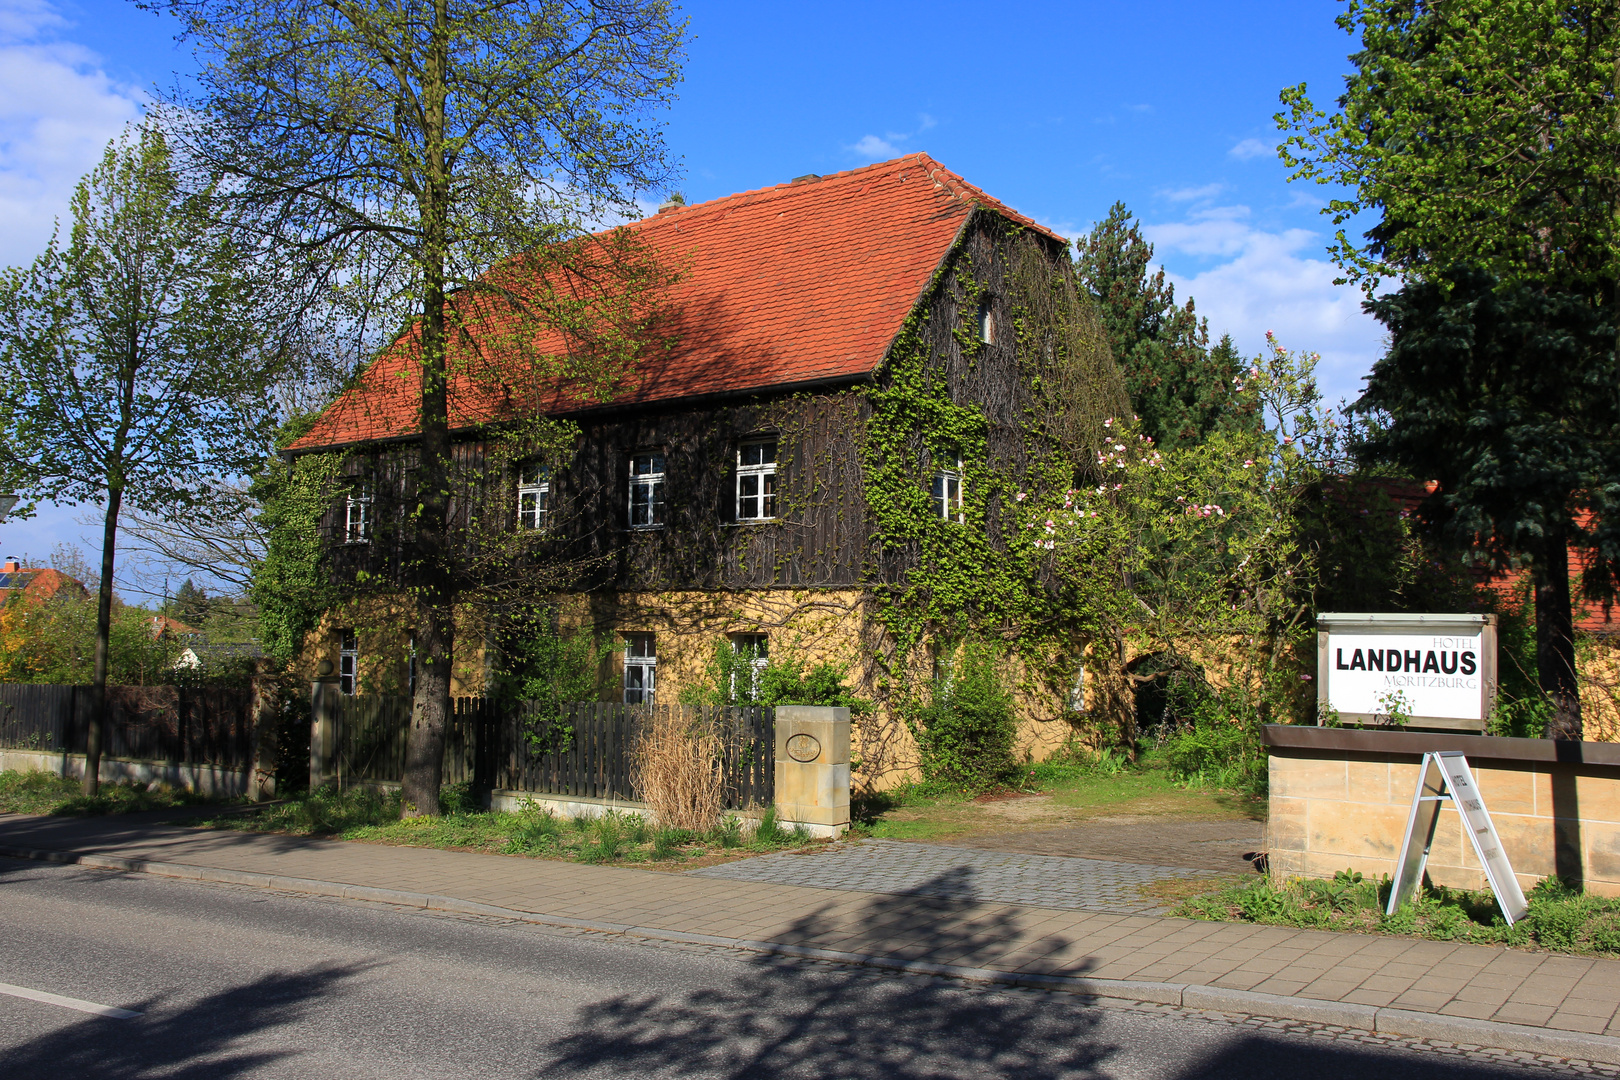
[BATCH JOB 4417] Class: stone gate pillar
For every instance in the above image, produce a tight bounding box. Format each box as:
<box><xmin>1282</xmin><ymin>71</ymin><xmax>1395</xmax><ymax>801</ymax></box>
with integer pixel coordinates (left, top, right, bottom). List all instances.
<box><xmin>774</xmin><ymin>705</ymin><xmax>850</xmax><ymax>837</ymax></box>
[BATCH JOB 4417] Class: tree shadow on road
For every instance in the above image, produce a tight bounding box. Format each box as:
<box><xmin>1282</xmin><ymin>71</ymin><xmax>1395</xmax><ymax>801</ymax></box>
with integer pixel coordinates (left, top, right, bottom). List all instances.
<box><xmin>539</xmin><ymin>866</ymin><xmax>1113</xmax><ymax>1079</ymax></box>
<box><xmin>0</xmin><ymin>962</ymin><xmax>367</xmax><ymax>1080</ymax></box>
<box><xmin>537</xmin><ymin>866</ymin><xmax>1561</xmax><ymax>1080</ymax></box>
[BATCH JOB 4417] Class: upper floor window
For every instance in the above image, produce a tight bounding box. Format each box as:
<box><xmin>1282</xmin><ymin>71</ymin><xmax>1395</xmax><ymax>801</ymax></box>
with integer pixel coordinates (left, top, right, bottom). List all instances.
<box><xmin>932</xmin><ymin>453</ymin><xmax>964</xmax><ymax>522</ymax></box>
<box><xmin>517</xmin><ymin>464</ymin><xmax>550</xmax><ymax>530</ymax></box>
<box><xmin>731</xmin><ymin>633</ymin><xmax>768</xmax><ymax>700</ymax></box>
<box><xmin>736</xmin><ymin>439</ymin><xmax>777</xmax><ymax>521</ymax></box>
<box><xmin>977</xmin><ymin>301</ymin><xmax>994</xmax><ymax>344</ymax></box>
<box><xmin>338</xmin><ymin>630</ymin><xmax>358</xmax><ymax>695</ymax></box>
<box><xmin>628</xmin><ymin>453</ymin><xmax>666</xmax><ymax>528</ymax></box>
<box><xmin>624</xmin><ymin>633</ymin><xmax>656</xmax><ymax>704</ymax></box>
<box><xmin>345</xmin><ymin>481</ymin><xmax>373</xmax><ymax>544</ymax></box>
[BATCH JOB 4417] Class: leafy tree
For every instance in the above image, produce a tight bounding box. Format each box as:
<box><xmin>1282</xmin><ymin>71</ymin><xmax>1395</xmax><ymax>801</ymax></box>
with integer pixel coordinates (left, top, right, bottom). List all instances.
<box><xmin>1278</xmin><ymin>1</ymin><xmax>1620</xmax><ymax>295</ymax></box>
<box><xmin>169</xmin><ymin>579</ymin><xmax>210</xmax><ymax>626</ymax></box>
<box><xmin>0</xmin><ymin>123</ymin><xmax>290</xmax><ymax>794</ymax></box>
<box><xmin>1279</xmin><ymin>1</ymin><xmax>1620</xmax><ymax>737</ymax></box>
<box><xmin>1357</xmin><ymin>269</ymin><xmax>1620</xmax><ymax>736</ymax></box>
<box><xmin>161</xmin><ymin>0</ymin><xmax>689</xmax><ymax>814</ymax></box>
<box><xmin>0</xmin><ymin>592</ymin><xmax>181</xmax><ymax>686</ymax></box>
<box><xmin>907</xmin><ymin>640</ymin><xmax>1017</xmax><ymax>790</ymax></box>
<box><xmin>1073</xmin><ymin>202</ymin><xmax>1252</xmax><ymax>448</ymax></box>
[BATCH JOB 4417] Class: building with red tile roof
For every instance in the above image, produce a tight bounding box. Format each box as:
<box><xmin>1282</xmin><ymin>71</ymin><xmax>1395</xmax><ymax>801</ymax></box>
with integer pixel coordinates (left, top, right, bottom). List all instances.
<box><xmin>289</xmin><ymin>154</ymin><xmax>1128</xmax><ymax>786</ymax></box>
<box><xmin>0</xmin><ymin>559</ymin><xmax>89</xmax><ymax>604</ymax></box>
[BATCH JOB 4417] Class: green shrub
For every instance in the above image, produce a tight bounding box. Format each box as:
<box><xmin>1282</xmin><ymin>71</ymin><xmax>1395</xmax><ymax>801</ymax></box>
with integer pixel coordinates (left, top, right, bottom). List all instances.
<box><xmin>438</xmin><ymin>781</ymin><xmax>478</xmax><ymax>815</ymax></box>
<box><xmin>907</xmin><ymin>640</ymin><xmax>1018</xmax><ymax>791</ymax></box>
<box><xmin>1161</xmin><ymin>681</ymin><xmax>1269</xmax><ymax>796</ymax></box>
<box><xmin>504</xmin><ymin>805</ymin><xmax>564</xmax><ymax>853</ymax></box>
<box><xmin>713</xmin><ymin>815</ymin><xmax>743</xmax><ymax>848</ymax></box>
<box><xmin>652</xmin><ymin>826</ymin><xmax>690</xmax><ymax>859</ymax></box>
<box><xmin>251</xmin><ymin>786</ymin><xmax>401</xmax><ymax>833</ymax></box>
<box><xmin>1177</xmin><ymin>869</ymin><xmax>1620</xmax><ymax>956</ymax></box>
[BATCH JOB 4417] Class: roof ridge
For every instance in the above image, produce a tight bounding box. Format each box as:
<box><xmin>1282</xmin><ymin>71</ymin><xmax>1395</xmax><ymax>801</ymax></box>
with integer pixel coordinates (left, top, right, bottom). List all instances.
<box><xmin>636</xmin><ymin>153</ymin><xmax>935</xmax><ymax>224</ymax></box>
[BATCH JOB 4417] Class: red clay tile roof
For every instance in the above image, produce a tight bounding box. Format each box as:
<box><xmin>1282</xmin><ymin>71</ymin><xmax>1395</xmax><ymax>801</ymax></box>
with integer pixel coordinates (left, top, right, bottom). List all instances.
<box><xmin>291</xmin><ymin>154</ymin><xmax>1062</xmax><ymax>451</ymax></box>
<box><xmin>0</xmin><ymin>566</ymin><xmax>88</xmax><ymax>603</ymax></box>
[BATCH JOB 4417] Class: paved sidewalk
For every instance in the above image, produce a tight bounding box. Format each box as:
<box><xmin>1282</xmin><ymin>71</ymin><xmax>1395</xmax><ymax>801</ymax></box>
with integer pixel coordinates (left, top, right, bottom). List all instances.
<box><xmin>693</xmin><ymin>839</ymin><xmax>1214</xmax><ymax>914</ymax></box>
<box><xmin>4</xmin><ymin>811</ymin><xmax>1620</xmax><ymax>1053</ymax></box>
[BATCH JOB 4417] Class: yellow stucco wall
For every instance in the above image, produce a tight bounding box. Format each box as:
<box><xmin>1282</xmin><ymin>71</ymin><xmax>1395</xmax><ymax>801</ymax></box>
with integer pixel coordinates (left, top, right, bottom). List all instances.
<box><xmin>295</xmin><ymin>587</ymin><xmax>1125</xmax><ymax>792</ymax></box>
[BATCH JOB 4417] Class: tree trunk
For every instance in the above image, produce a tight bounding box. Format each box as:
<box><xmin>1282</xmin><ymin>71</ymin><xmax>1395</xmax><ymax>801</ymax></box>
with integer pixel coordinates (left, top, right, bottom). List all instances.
<box><xmin>1535</xmin><ymin>522</ymin><xmax>1583</xmax><ymax>740</ymax></box>
<box><xmin>83</xmin><ymin>487</ymin><xmax>122</xmax><ymax>796</ymax></box>
<box><xmin>399</xmin><ymin>0</ymin><xmax>455</xmax><ymax>817</ymax></box>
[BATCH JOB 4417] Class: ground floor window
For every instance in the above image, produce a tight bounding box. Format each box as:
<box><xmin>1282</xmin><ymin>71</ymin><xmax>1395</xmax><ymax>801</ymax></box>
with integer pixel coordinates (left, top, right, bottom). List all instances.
<box><xmin>730</xmin><ymin>633</ymin><xmax>768</xmax><ymax>700</ymax></box>
<box><xmin>339</xmin><ymin>630</ymin><xmax>358</xmax><ymax>695</ymax></box>
<box><xmin>624</xmin><ymin>633</ymin><xmax>657</xmax><ymax>704</ymax></box>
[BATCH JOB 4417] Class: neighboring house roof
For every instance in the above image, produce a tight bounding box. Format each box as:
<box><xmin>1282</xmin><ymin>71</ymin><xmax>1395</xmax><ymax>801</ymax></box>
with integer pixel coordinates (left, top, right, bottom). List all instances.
<box><xmin>291</xmin><ymin>153</ymin><xmax>1063</xmax><ymax>452</ymax></box>
<box><xmin>1324</xmin><ymin>480</ymin><xmax>1620</xmax><ymax>633</ymax></box>
<box><xmin>0</xmin><ymin>560</ymin><xmax>89</xmax><ymax>603</ymax></box>
<box><xmin>149</xmin><ymin>615</ymin><xmax>200</xmax><ymax>639</ymax></box>
<box><xmin>174</xmin><ymin>640</ymin><xmax>265</xmax><ymax>669</ymax></box>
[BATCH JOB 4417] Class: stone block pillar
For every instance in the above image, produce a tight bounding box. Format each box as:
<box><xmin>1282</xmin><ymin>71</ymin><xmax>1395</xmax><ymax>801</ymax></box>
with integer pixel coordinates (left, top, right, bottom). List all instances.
<box><xmin>774</xmin><ymin>705</ymin><xmax>850</xmax><ymax>837</ymax></box>
<box><xmin>309</xmin><ymin>661</ymin><xmax>341</xmax><ymax>790</ymax></box>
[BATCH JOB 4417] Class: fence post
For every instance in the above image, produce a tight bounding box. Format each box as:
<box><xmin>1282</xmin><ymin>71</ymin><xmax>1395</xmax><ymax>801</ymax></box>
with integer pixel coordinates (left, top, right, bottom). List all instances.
<box><xmin>773</xmin><ymin>706</ymin><xmax>850</xmax><ymax>837</ymax></box>
<box><xmin>309</xmin><ymin>660</ymin><xmax>342</xmax><ymax>790</ymax></box>
<box><xmin>249</xmin><ymin>659</ymin><xmax>279</xmax><ymax>801</ymax></box>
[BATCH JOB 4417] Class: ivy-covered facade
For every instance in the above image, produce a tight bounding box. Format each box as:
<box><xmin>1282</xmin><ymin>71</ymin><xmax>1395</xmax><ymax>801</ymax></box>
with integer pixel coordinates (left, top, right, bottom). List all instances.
<box><xmin>285</xmin><ymin>154</ymin><xmax>1130</xmax><ymax>787</ymax></box>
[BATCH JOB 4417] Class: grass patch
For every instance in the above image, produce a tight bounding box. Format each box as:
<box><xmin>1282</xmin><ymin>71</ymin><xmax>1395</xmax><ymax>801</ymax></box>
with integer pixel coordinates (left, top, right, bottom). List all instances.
<box><xmin>851</xmin><ymin>749</ymin><xmax>1263</xmax><ymax>842</ymax></box>
<box><xmin>1172</xmin><ymin>870</ymin><xmax>1620</xmax><ymax>957</ymax></box>
<box><xmin>193</xmin><ymin>788</ymin><xmax>821</xmax><ymax>866</ymax></box>
<box><xmin>0</xmin><ymin>769</ymin><xmax>221</xmax><ymax>817</ymax></box>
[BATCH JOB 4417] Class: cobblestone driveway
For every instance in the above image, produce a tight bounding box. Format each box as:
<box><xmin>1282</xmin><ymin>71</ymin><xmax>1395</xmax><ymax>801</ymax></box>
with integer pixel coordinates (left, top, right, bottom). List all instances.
<box><xmin>691</xmin><ymin>839</ymin><xmax>1217</xmax><ymax>914</ymax></box>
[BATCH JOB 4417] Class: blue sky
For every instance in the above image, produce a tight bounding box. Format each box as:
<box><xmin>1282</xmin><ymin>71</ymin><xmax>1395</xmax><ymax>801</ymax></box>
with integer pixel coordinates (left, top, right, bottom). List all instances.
<box><xmin>0</xmin><ymin>0</ymin><xmax>1380</xmax><ymax>587</ymax></box>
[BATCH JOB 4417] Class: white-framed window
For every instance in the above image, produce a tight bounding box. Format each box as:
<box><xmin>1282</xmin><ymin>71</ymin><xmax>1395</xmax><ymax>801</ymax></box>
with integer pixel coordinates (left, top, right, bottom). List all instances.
<box><xmin>345</xmin><ymin>481</ymin><xmax>373</xmax><ymax>544</ymax></box>
<box><xmin>517</xmin><ymin>464</ymin><xmax>550</xmax><ymax>530</ymax></box>
<box><xmin>731</xmin><ymin>633</ymin><xmax>768</xmax><ymax>700</ymax></box>
<box><xmin>736</xmin><ymin>439</ymin><xmax>777</xmax><ymax>521</ymax></box>
<box><xmin>339</xmin><ymin>630</ymin><xmax>358</xmax><ymax>696</ymax></box>
<box><xmin>931</xmin><ymin>453</ymin><xmax>964</xmax><ymax>522</ymax></box>
<box><xmin>1068</xmin><ymin>661</ymin><xmax>1086</xmax><ymax>713</ymax></box>
<box><xmin>628</xmin><ymin>453</ymin><xmax>666</xmax><ymax>528</ymax></box>
<box><xmin>407</xmin><ymin>632</ymin><xmax>417</xmax><ymax>697</ymax></box>
<box><xmin>977</xmin><ymin>301</ymin><xmax>994</xmax><ymax>344</ymax></box>
<box><xmin>623</xmin><ymin>633</ymin><xmax>656</xmax><ymax>704</ymax></box>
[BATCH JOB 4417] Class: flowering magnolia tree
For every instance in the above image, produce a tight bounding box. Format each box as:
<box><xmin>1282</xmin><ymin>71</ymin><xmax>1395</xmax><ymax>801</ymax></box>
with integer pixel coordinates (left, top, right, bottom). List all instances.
<box><xmin>1014</xmin><ymin>334</ymin><xmax>1347</xmax><ymax>725</ymax></box>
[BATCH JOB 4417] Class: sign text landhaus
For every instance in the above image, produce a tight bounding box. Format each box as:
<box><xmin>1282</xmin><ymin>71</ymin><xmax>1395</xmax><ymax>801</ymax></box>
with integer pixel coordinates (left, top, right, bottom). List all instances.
<box><xmin>1316</xmin><ymin>613</ymin><xmax>1497</xmax><ymax>731</ymax></box>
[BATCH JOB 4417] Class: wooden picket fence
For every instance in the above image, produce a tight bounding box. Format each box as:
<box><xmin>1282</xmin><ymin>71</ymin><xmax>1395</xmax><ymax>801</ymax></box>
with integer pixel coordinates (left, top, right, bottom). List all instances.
<box><xmin>329</xmin><ymin>697</ymin><xmax>774</xmax><ymax>810</ymax></box>
<box><xmin>0</xmin><ymin>683</ymin><xmax>255</xmax><ymax>769</ymax></box>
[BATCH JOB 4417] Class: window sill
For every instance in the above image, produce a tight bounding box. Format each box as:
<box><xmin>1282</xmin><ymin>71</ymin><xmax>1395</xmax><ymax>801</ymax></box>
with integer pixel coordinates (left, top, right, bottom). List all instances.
<box><xmin>623</xmin><ymin>525</ymin><xmax>667</xmax><ymax>532</ymax></box>
<box><xmin>725</xmin><ymin>519</ymin><xmax>779</xmax><ymax>527</ymax></box>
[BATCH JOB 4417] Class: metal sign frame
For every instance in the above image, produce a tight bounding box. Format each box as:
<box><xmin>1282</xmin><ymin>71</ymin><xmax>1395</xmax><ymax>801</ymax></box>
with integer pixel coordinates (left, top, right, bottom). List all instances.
<box><xmin>1387</xmin><ymin>751</ymin><xmax>1528</xmax><ymax>925</ymax></box>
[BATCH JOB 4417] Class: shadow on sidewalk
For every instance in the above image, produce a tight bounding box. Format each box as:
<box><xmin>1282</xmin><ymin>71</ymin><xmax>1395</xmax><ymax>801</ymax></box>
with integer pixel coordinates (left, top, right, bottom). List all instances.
<box><xmin>536</xmin><ymin>868</ymin><xmax>1545</xmax><ymax>1080</ymax></box>
<box><xmin>540</xmin><ymin>867</ymin><xmax>1113</xmax><ymax>1080</ymax></box>
<box><xmin>0</xmin><ymin>963</ymin><xmax>367</xmax><ymax>1080</ymax></box>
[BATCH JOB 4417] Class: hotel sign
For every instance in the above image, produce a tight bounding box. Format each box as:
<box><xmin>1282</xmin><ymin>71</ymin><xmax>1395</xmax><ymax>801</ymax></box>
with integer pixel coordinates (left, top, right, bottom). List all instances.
<box><xmin>1317</xmin><ymin>613</ymin><xmax>1497</xmax><ymax>731</ymax></box>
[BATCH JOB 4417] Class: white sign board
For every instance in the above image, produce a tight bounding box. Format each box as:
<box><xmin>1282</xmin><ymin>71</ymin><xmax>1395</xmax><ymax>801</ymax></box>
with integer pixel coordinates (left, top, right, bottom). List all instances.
<box><xmin>1318</xmin><ymin>613</ymin><xmax>1496</xmax><ymax>730</ymax></box>
<box><xmin>1388</xmin><ymin>751</ymin><xmax>1527</xmax><ymax>925</ymax></box>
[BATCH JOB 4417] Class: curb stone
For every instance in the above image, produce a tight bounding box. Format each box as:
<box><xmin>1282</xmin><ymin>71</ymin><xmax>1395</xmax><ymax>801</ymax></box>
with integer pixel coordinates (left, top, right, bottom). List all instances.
<box><xmin>5</xmin><ymin>842</ymin><xmax>1619</xmax><ymax>1066</ymax></box>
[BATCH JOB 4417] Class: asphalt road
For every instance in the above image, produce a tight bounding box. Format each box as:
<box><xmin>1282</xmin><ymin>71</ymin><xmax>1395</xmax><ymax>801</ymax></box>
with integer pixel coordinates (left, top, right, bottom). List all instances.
<box><xmin>0</xmin><ymin>856</ymin><xmax>1572</xmax><ymax>1080</ymax></box>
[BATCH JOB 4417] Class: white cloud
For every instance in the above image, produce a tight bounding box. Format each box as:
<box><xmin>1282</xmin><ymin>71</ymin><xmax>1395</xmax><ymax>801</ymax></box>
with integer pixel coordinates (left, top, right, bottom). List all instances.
<box><xmin>848</xmin><ymin>133</ymin><xmax>903</xmax><ymax>161</ymax></box>
<box><xmin>1229</xmin><ymin>137</ymin><xmax>1272</xmax><ymax>161</ymax></box>
<box><xmin>1159</xmin><ymin>182</ymin><xmax>1223</xmax><ymax>203</ymax></box>
<box><xmin>0</xmin><ymin>1</ymin><xmax>144</xmax><ymax>267</ymax></box>
<box><xmin>1146</xmin><ymin>209</ymin><xmax>1384</xmax><ymax>406</ymax></box>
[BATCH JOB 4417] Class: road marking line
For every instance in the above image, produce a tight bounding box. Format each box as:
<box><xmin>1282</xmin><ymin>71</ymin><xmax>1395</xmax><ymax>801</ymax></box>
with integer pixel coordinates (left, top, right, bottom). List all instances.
<box><xmin>0</xmin><ymin>981</ymin><xmax>141</xmax><ymax>1019</ymax></box>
